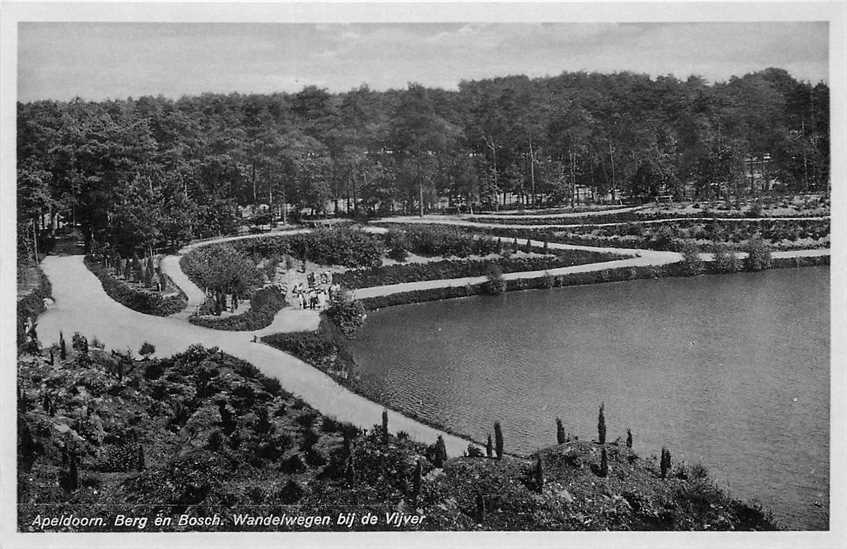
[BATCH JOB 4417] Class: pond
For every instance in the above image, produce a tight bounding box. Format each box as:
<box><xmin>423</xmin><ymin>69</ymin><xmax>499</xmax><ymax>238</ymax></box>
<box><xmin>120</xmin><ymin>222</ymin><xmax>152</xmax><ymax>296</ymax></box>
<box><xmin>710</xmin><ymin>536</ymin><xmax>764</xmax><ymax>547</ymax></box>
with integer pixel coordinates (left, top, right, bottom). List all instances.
<box><xmin>349</xmin><ymin>266</ymin><xmax>830</xmax><ymax>529</ymax></box>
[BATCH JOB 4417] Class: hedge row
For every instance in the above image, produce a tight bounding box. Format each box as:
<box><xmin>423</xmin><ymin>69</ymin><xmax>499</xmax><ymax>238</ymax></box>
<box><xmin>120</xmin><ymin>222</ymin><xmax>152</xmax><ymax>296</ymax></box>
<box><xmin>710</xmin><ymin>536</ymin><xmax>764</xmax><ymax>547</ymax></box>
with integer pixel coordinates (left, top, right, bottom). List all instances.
<box><xmin>189</xmin><ymin>285</ymin><xmax>286</xmax><ymax>331</ymax></box>
<box><xmin>335</xmin><ymin>250</ymin><xmax>622</xmax><ymax>289</ymax></box>
<box><xmin>232</xmin><ymin>228</ymin><xmax>383</xmax><ymax>268</ymax></box>
<box><xmin>85</xmin><ymin>256</ymin><xmax>187</xmax><ymax>316</ymax></box>
<box><xmin>384</xmin><ymin>225</ymin><xmax>500</xmax><ymax>258</ymax></box>
<box><xmin>468</xmin><ymin>209</ymin><xmax>829</xmax><ymax>226</ymax></box>
<box><xmin>17</xmin><ymin>269</ymin><xmax>52</xmax><ymax>347</ymax></box>
<box><xmin>357</xmin><ymin>254</ymin><xmax>829</xmax><ymax>310</ymax></box>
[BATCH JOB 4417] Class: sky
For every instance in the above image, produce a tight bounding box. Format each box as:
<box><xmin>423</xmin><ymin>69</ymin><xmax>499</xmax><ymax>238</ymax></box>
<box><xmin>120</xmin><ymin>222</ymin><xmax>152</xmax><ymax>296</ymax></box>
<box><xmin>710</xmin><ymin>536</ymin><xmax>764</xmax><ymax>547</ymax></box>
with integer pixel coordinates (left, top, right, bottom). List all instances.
<box><xmin>17</xmin><ymin>22</ymin><xmax>829</xmax><ymax>102</ymax></box>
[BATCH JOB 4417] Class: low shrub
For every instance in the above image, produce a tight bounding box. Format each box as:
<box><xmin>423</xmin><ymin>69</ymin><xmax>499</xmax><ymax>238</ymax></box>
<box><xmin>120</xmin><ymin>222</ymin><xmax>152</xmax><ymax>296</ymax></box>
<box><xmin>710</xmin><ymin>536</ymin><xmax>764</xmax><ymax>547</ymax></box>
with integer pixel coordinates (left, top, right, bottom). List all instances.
<box><xmin>334</xmin><ymin>250</ymin><xmax>622</xmax><ymax>289</ymax></box>
<box><xmin>189</xmin><ymin>285</ymin><xmax>286</xmax><ymax>331</ymax></box>
<box><xmin>485</xmin><ymin>264</ymin><xmax>506</xmax><ymax>295</ymax></box>
<box><xmin>711</xmin><ymin>244</ymin><xmax>740</xmax><ymax>273</ymax></box>
<box><xmin>16</xmin><ymin>269</ymin><xmax>52</xmax><ymax>348</ymax></box>
<box><xmin>85</xmin><ymin>256</ymin><xmax>187</xmax><ymax>316</ymax></box>
<box><xmin>679</xmin><ymin>242</ymin><xmax>703</xmax><ymax>276</ymax></box>
<box><xmin>743</xmin><ymin>238</ymin><xmax>773</xmax><ymax>271</ymax></box>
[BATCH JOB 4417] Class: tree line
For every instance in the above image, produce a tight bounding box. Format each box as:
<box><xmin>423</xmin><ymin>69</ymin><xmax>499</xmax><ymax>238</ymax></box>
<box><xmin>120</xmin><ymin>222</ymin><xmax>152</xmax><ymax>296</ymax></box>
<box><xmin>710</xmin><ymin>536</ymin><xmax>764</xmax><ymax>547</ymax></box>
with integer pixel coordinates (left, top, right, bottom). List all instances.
<box><xmin>17</xmin><ymin>67</ymin><xmax>829</xmax><ymax>256</ymax></box>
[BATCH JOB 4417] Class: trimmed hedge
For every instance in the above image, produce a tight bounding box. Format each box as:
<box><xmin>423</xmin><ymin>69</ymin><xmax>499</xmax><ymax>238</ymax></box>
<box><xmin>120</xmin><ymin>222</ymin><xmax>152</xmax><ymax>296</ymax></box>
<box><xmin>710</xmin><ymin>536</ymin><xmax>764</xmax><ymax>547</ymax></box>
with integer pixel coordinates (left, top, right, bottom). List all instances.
<box><xmin>17</xmin><ymin>268</ymin><xmax>52</xmax><ymax>347</ymax></box>
<box><xmin>232</xmin><ymin>228</ymin><xmax>383</xmax><ymax>268</ymax></box>
<box><xmin>335</xmin><ymin>250</ymin><xmax>623</xmax><ymax>289</ymax></box>
<box><xmin>85</xmin><ymin>256</ymin><xmax>187</xmax><ymax>316</ymax></box>
<box><xmin>189</xmin><ymin>285</ymin><xmax>286</xmax><ymax>331</ymax></box>
<box><xmin>357</xmin><ymin>255</ymin><xmax>829</xmax><ymax>310</ymax></box>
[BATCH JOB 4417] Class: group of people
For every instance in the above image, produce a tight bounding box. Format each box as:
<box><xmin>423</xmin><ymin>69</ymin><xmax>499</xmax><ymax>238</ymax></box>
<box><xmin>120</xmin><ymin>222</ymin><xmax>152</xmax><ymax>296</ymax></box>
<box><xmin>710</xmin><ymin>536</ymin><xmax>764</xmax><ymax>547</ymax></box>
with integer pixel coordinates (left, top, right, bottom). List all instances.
<box><xmin>290</xmin><ymin>271</ymin><xmax>342</xmax><ymax>311</ymax></box>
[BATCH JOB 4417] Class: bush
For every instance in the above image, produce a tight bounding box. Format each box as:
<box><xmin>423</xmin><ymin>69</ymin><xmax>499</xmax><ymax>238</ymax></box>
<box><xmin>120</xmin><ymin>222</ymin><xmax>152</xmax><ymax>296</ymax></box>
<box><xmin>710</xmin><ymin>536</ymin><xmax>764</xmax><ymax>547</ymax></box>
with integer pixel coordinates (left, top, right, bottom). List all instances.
<box><xmin>485</xmin><ymin>264</ymin><xmax>506</xmax><ymax>295</ymax></box>
<box><xmin>679</xmin><ymin>241</ymin><xmax>703</xmax><ymax>276</ymax></box>
<box><xmin>325</xmin><ymin>294</ymin><xmax>366</xmax><ymax>338</ymax></box>
<box><xmin>231</xmin><ymin>228</ymin><xmax>384</xmax><ymax>269</ymax></box>
<box><xmin>387</xmin><ymin>246</ymin><xmax>409</xmax><ymax>262</ymax></box>
<box><xmin>711</xmin><ymin>243</ymin><xmax>740</xmax><ymax>273</ymax></box>
<box><xmin>85</xmin><ymin>256</ymin><xmax>187</xmax><ymax>316</ymax></box>
<box><xmin>190</xmin><ymin>285</ymin><xmax>286</xmax><ymax>331</ymax></box>
<box><xmin>743</xmin><ymin>238</ymin><xmax>773</xmax><ymax>271</ymax></box>
<box><xmin>334</xmin><ymin>249</ymin><xmax>620</xmax><ymax>289</ymax></box>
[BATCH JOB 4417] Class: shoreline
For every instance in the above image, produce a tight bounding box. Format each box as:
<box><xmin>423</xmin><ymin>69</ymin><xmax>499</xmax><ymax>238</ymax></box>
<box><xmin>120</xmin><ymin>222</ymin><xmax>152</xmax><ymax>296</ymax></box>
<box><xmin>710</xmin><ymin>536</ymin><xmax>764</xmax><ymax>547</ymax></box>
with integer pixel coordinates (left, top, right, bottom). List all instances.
<box><xmin>261</xmin><ymin>259</ymin><xmax>831</xmax><ymax>462</ymax></box>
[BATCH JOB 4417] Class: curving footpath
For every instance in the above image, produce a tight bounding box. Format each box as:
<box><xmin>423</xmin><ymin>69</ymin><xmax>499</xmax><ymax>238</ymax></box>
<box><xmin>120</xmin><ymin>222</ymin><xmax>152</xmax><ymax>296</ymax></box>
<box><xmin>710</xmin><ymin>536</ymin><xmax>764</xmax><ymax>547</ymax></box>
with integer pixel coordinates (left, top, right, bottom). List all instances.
<box><xmin>37</xmin><ymin>254</ymin><xmax>476</xmax><ymax>456</ymax></box>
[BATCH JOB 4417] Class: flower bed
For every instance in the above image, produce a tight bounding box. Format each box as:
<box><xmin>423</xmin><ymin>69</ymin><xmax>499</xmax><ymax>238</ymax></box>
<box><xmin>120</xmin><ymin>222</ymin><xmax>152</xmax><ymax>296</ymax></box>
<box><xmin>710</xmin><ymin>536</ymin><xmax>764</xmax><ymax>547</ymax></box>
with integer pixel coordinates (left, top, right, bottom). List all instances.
<box><xmin>335</xmin><ymin>250</ymin><xmax>623</xmax><ymax>289</ymax></box>
<box><xmin>189</xmin><ymin>285</ymin><xmax>287</xmax><ymax>331</ymax></box>
<box><xmin>84</xmin><ymin>256</ymin><xmax>187</xmax><ymax>316</ymax></box>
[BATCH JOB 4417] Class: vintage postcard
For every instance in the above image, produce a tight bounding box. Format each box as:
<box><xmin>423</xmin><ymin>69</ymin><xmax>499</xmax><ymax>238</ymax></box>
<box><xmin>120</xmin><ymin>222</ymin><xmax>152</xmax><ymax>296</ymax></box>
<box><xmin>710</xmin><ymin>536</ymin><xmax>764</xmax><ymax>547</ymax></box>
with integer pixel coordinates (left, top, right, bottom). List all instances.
<box><xmin>3</xmin><ymin>2</ymin><xmax>844</xmax><ymax>548</ymax></box>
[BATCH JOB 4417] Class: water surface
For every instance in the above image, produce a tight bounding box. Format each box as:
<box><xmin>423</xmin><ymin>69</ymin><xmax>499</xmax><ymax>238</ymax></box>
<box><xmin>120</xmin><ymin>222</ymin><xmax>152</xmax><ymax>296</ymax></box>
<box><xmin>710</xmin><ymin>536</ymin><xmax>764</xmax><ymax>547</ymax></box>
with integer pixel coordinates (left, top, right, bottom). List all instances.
<box><xmin>350</xmin><ymin>267</ymin><xmax>830</xmax><ymax>529</ymax></box>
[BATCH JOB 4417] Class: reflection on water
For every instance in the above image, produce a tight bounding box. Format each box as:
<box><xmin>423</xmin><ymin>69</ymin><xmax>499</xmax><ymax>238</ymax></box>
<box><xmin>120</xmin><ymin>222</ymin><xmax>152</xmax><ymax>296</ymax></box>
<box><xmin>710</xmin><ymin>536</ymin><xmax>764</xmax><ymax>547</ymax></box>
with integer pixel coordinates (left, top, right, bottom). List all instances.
<box><xmin>350</xmin><ymin>267</ymin><xmax>830</xmax><ymax>530</ymax></box>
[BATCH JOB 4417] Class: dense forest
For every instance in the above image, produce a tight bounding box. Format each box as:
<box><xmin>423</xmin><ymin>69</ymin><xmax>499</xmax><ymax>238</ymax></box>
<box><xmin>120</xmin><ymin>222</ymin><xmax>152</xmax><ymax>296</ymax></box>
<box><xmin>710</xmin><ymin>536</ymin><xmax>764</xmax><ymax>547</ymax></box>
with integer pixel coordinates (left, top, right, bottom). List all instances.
<box><xmin>17</xmin><ymin>68</ymin><xmax>829</xmax><ymax>257</ymax></box>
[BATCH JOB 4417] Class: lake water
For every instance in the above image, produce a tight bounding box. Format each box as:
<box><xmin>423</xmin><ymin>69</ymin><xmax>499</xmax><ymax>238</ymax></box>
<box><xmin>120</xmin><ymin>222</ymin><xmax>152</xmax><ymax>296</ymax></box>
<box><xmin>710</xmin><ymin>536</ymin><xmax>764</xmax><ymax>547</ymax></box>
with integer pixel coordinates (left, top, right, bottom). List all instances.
<box><xmin>349</xmin><ymin>267</ymin><xmax>830</xmax><ymax>530</ymax></box>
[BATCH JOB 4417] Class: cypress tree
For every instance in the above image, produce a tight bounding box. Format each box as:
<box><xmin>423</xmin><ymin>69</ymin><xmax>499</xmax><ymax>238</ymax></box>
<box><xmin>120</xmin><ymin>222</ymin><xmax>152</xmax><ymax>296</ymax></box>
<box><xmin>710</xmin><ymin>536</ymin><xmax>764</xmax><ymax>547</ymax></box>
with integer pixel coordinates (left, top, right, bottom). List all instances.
<box><xmin>524</xmin><ymin>238</ymin><xmax>532</xmax><ymax>253</ymax></box>
<box><xmin>626</xmin><ymin>429</ymin><xmax>633</xmax><ymax>449</ymax></box>
<box><xmin>486</xmin><ymin>434</ymin><xmax>493</xmax><ymax>458</ymax></box>
<box><xmin>137</xmin><ymin>445</ymin><xmax>145</xmax><ymax>470</ymax></box>
<box><xmin>49</xmin><ymin>349</ymin><xmax>54</xmax><ymax>365</ymax></box>
<box><xmin>660</xmin><ymin>447</ymin><xmax>672</xmax><ymax>479</ymax></box>
<box><xmin>512</xmin><ymin>237</ymin><xmax>518</xmax><ymax>252</ymax></box>
<box><xmin>433</xmin><ymin>435</ymin><xmax>447</xmax><ymax>468</ymax></box>
<box><xmin>543</xmin><ymin>239</ymin><xmax>549</xmax><ymax>253</ymax></box>
<box><xmin>59</xmin><ymin>332</ymin><xmax>66</xmax><ymax>360</ymax></box>
<box><xmin>600</xmin><ymin>446</ymin><xmax>609</xmax><ymax>477</ymax></box>
<box><xmin>475</xmin><ymin>492</ymin><xmax>486</xmax><ymax>523</ymax></box>
<box><xmin>381</xmin><ymin>409</ymin><xmax>389</xmax><ymax>445</ymax></box>
<box><xmin>413</xmin><ymin>459</ymin><xmax>423</xmax><ymax>497</ymax></box>
<box><xmin>556</xmin><ymin>417</ymin><xmax>566</xmax><ymax>444</ymax></box>
<box><xmin>534</xmin><ymin>455</ymin><xmax>545</xmax><ymax>493</ymax></box>
<box><xmin>597</xmin><ymin>402</ymin><xmax>606</xmax><ymax>444</ymax></box>
<box><xmin>494</xmin><ymin>422</ymin><xmax>504</xmax><ymax>460</ymax></box>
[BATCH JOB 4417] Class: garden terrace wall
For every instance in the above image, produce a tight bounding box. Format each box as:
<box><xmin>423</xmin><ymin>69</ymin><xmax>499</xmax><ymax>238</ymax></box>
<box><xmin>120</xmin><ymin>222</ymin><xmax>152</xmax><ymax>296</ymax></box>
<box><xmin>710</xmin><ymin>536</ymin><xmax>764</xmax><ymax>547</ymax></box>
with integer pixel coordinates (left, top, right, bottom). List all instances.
<box><xmin>335</xmin><ymin>250</ymin><xmax>625</xmax><ymax>289</ymax></box>
<box><xmin>84</xmin><ymin>256</ymin><xmax>187</xmax><ymax>316</ymax></box>
<box><xmin>189</xmin><ymin>285</ymin><xmax>286</xmax><ymax>331</ymax></box>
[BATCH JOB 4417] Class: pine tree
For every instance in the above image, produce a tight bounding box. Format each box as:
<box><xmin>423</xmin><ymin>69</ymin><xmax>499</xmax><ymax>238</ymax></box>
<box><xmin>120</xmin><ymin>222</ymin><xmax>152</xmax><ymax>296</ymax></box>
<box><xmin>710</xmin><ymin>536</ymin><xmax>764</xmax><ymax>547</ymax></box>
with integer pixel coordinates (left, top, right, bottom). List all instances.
<box><xmin>486</xmin><ymin>434</ymin><xmax>493</xmax><ymax>458</ymax></box>
<box><xmin>597</xmin><ymin>402</ymin><xmax>606</xmax><ymax>444</ymax></box>
<box><xmin>556</xmin><ymin>417</ymin><xmax>566</xmax><ymax>444</ymax></box>
<box><xmin>494</xmin><ymin>422</ymin><xmax>504</xmax><ymax>460</ymax></box>
<box><xmin>626</xmin><ymin>429</ymin><xmax>633</xmax><ymax>449</ymax></box>
<box><xmin>381</xmin><ymin>409</ymin><xmax>389</xmax><ymax>445</ymax></box>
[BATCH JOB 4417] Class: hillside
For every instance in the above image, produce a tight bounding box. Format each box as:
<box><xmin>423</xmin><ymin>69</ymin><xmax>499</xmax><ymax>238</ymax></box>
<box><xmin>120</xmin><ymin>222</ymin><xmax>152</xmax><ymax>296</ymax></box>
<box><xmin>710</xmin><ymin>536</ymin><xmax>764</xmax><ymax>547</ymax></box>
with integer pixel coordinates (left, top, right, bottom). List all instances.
<box><xmin>17</xmin><ymin>341</ymin><xmax>778</xmax><ymax>532</ymax></box>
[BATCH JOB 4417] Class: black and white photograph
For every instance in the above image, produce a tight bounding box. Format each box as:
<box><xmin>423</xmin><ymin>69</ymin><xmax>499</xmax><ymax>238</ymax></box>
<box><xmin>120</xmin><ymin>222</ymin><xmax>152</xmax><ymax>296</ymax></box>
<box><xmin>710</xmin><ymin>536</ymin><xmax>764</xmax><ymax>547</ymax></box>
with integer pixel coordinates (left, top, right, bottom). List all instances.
<box><xmin>3</xmin><ymin>2</ymin><xmax>844</xmax><ymax>547</ymax></box>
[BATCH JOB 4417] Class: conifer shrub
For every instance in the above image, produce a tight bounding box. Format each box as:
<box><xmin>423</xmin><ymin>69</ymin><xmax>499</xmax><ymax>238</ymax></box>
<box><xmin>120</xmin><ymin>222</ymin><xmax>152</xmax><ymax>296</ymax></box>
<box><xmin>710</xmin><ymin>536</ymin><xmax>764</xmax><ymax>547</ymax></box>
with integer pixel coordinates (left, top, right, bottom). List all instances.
<box><xmin>494</xmin><ymin>422</ymin><xmax>504</xmax><ymax>460</ymax></box>
<box><xmin>597</xmin><ymin>403</ymin><xmax>606</xmax><ymax>444</ymax></box>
